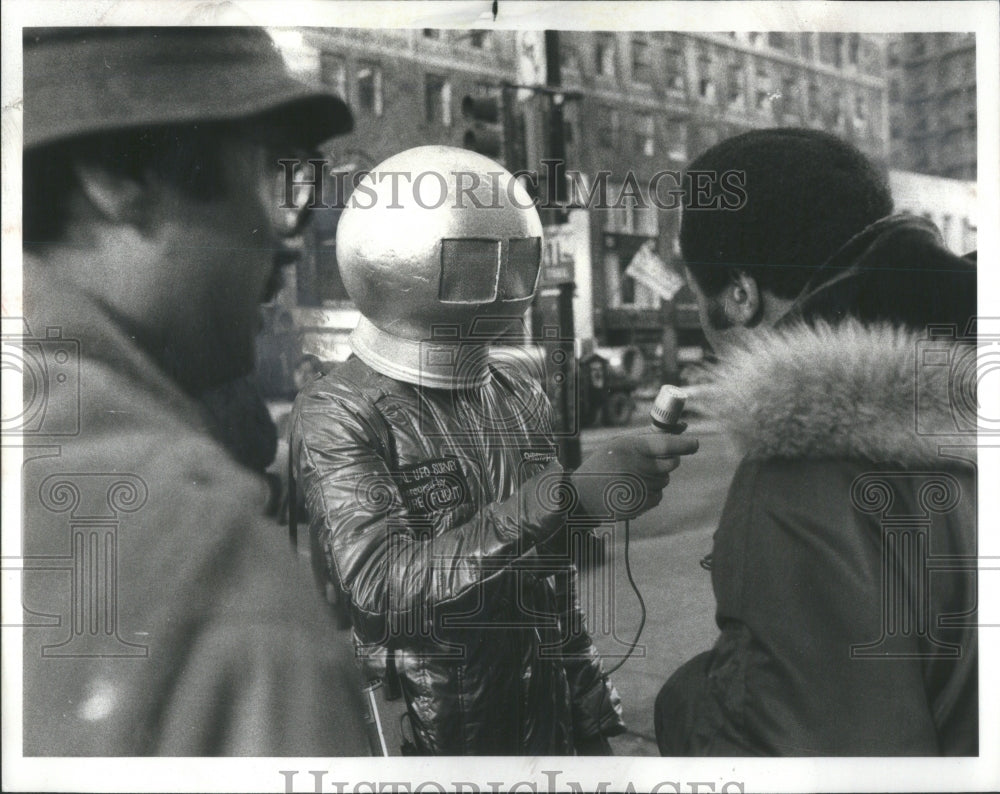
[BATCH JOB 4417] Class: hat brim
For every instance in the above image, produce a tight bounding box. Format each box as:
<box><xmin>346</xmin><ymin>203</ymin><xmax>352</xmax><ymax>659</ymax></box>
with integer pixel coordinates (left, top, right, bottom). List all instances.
<box><xmin>24</xmin><ymin>27</ymin><xmax>353</xmax><ymax>149</ymax></box>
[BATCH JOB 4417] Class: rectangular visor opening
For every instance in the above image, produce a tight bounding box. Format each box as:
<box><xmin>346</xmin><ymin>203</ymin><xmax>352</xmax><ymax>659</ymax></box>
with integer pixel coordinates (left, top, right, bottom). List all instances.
<box><xmin>499</xmin><ymin>237</ymin><xmax>542</xmax><ymax>300</ymax></box>
<box><xmin>439</xmin><ymin>238</ymin><xmax>501</xmax><ymax>303</ymax></box>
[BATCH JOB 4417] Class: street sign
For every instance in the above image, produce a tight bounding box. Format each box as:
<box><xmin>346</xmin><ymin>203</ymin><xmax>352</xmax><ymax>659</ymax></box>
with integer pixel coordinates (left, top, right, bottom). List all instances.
<box><xmin>540</xmin><ymin>223</ymin><xmax>577</xmax><ymax>286</ymax></box>
<box><xmin>625</xmin><ymin>240</ymin><xmax>686</xmax><ymax>301</ymax></box>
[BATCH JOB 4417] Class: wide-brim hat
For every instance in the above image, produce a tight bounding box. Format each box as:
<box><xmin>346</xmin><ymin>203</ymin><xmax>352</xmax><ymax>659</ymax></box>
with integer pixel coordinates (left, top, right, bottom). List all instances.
<box><xmin>24</xmin><ymin>26</ymin><xmax>353</xmax><ymax>149</ymax></box>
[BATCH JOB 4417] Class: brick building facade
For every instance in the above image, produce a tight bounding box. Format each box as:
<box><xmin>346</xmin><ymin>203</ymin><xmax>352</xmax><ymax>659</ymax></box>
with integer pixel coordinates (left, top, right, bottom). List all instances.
<box><xmin>888</xmin><ymin>33</ymin><xmax>977</xmax><ymax>180</ymax></box>
<box><xmin>260</xmin><ymin>28</ymin><xmax>891</xmax><ymax>395</ymax></box>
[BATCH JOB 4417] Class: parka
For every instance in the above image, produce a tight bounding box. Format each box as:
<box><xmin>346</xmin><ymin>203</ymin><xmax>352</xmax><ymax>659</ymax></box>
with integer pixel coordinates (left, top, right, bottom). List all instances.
<box><xmin>655</xmin><ymin>216</ymin><xmax>978</xmax><ymax>755</ymax></box>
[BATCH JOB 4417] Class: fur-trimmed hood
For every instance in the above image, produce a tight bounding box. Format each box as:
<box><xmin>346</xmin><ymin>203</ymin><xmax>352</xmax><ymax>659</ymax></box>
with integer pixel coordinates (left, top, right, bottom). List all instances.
<box><xmin>702</xmin><ymin>320</ymin><xmax>975</xmax><ymax>465</ymax></box>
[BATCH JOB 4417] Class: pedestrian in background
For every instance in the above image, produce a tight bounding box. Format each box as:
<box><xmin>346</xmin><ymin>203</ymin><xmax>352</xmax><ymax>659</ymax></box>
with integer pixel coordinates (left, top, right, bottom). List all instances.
<box><xmin>656</xmin><ymin>128</ymin><xmax>977</xmax><ymax>755</ymax></box>
<box><xmin>20</xmin><ymin>27</ymin><xmax>368</xmax><ymax>755</ymax></box>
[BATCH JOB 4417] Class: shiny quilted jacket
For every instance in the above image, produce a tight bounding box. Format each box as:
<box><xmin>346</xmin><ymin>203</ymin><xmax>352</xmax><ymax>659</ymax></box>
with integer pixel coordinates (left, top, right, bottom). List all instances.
<box><xmin>290</xmin><ymin>355</ymin><xmax>624</xmax><ymax>754</ymax></box>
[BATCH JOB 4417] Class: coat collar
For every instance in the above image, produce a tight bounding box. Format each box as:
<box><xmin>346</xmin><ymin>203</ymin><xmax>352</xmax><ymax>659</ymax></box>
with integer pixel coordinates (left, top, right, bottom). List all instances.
<box><xmin>702</xmin><ymin>319</ymin><xmax>975</xmax><ymax>465</ymax></box>
<box><xmin>23</xmin><ymin>257</ymin><xmax>213</xmax><ymax>439</ymax></box>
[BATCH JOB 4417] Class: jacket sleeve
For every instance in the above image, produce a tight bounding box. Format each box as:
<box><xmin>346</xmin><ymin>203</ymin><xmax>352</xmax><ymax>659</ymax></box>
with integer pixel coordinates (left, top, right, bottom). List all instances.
<box><xmin>675</xmin><ymin>458</ymin><xmax>946</xmax><ymax>755</ymax></box>
<box><xmin>290</xmin><ymin>383</ymin><xmax>570</xmax><ymax>646</ymax></box>
<box><xmin>552</xmin><ymin>562</ymin><xmax>626</xmax><ymax>742</ymax></box>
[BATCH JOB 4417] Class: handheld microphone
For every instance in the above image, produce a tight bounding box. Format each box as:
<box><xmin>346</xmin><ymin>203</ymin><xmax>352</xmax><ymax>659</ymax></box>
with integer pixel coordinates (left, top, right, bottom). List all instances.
<box><xmin>650</xmin><ymin>384</ymin><xmax>687</xmax><ymax>432</ymax></box>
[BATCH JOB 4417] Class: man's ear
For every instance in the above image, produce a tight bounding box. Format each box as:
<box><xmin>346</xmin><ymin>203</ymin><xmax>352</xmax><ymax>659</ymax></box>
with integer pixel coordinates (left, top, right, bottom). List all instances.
<box><xmin>721</xmin><ymin>270</ymin><xmax>762</xmax><ymax>327</ymax></box>
<box><xmin>73</xmin><ymin>163</ymin><xmax>149</xmax><ymax>229</ymax></box>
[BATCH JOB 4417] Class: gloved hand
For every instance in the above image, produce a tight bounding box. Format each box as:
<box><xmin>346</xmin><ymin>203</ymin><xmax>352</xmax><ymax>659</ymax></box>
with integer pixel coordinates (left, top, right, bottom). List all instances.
<box><xmin>570</xmin><ymin>428</ymin><xmax>698</xmax><ymax>519</ymax></box>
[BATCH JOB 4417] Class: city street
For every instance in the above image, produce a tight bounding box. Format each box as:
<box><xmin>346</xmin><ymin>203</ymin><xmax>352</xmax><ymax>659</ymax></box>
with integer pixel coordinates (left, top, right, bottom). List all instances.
<box><xmin>579</xmin><ymin>404</ymin><xmax>743</xmax><ymax>756</ymax></box>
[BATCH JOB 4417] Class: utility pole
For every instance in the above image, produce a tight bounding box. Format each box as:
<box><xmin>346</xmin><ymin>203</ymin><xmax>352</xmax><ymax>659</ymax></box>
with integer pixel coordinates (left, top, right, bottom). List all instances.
<box><xmin>534</xmin><ymin>30</ymin><xmax>582</xmax><ymax>469</ymax></box>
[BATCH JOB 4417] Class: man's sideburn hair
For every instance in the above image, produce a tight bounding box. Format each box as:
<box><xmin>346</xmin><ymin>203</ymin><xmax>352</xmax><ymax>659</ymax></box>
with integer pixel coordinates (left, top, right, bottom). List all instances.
<box><xmin>23</xmin><ymin>122</ymin><xmax>237</xmax><ymax>249</ymax></box>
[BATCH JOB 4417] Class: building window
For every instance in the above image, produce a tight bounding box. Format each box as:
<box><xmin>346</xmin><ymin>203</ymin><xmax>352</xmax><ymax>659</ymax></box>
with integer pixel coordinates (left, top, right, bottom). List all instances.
<box><xmin>320</xmin><ymin>54</ymin><xmax>347</xmax><ymax>98</ymax></box>
<box><xmin>859</xmin><ymin>40</ymin><xmax>881</xmax><ymax>76</ymax></box>
<box><xmin>781</xmin><ymin>75</ymin><xmax>799</xmax><ymax>117</ymax></box>
<box><xmin>665</xmin><ymin>119</ymin><xmax>687</xmax><ymax>161</ymax></box>
<box><xmin>604</xmin><ymin>196</ymin><xmax>632</xmax><ymax>234</ymax></box>
<box><xmin>888</xmin><ymin>40</ymin><xmax>900</xmax><ymax>67</ymax></box>
<box><xmin>807</xmin><ymin>80</ymin><xmax>820</xmax><ymax>120</ymax></box>
<box><xmin>598</xmin><ymin>105</ymin><xmax>621</xmax><ymax>148</ymax></box>
<box><xmin>768</xmin><ymin>32</ymin><xmax>786</xmax><ymax>50</ymax></box>
<box><xmin>819</xmin><ymin>33</ymin><xmax>843</xmax><ymax>67</ymax></box>
<box><xmin>698</xmin><ymin>125</ymin><xmax>720</xmax><ymax>150</ymax></box>
<box><xmin>665</xmin><ymin>48</ymin><xmax>686</xmax><ymax>92</ymax></box>
<box><xmin>422</xmin><ymin>28</ymin><xmax>441</xmax><ymax>40</ymax></box>
<box><xmin>356</xmin><ymin>62</ymin><xmax>383</xmax><ymax>116</ymax></box>
<box><xmin>424</xmin><ymin>74</ymin><xmax>451</xmax><ymax>125</ymax></box>
<box><xmin>697</xmin><ymin>54</ymin><xmax>716</xmax><ymax>102</ymax></box>
<box><xmin>727</xmin><ymin>62</ymin><xmax>745</xmax><ymax>106</ymax></box>
<box><xmin>634</xmin><ymin>113</ymin><xmax>655</xmax><ymax>157</ymax></box>
<box><xmin>632</xmin><ymin>37</ymin><xmax>652</xmax><ymax>84</ymax></box>
<box><xmin>829</xmin><ymin>89</ymin><xmax>844</xmax><ymax>128</ymax></box>
<box><xmin>754</xmin><ymin>61</ymin><xmax>770</xmax><ymax>111</ymax></box>
<box><xmin>603</xmin><ymin>195</ymin><xmax>659</xmax><ymax>310</ymax></box>
<box><xmin>595</xmin><ymin>33</ymin><xmax>617</xmax><ymax>77</ymax></box>
<box><xmin>847</xmin><ymin>34</ymin><xmax>861</xmax><ymax>66</ymax></box>
<box><xmin>853</xmin><ymin>93</ymin><xmax>867</xmax><ymax>133</ymax></box>
<box><xmin>634</xmin><ymin>203</ymin><xmax>659</xmax><ymax>236</ymax></box>
<box><xmin>889</xmin><ymin>78</ymin><xmax>901</xmax><ymax>103</ymax></box>
<box><xmin>561</xmin><ymin>43</ymin><xmax>582</xmax><ymax>73</ymax></box>
<box><xmin>800</xmin><ymin>33</ymin><xmax>814</xmax><ymax>60</ymax></box>
<box><xmin>468</xmin><ymin>30</ymin><xmax>487</xmax><ymax>48</ymax></box>
<box><xmin>563</xmin><ymin>119</ymin><xmax>576</xmax><ymax>145</ymax></box>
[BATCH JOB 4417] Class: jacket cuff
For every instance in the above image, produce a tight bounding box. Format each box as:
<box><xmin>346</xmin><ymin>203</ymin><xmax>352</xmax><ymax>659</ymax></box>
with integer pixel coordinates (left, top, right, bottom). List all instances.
<box><xmin>572</xmin><ymin>675</ymin><xmax>627</xmax><ymax>740</ymax></box>
<box><xmin>516</xmin><ymin>461</ymin><xmax>573</xmax><ymax>544</ymax></box>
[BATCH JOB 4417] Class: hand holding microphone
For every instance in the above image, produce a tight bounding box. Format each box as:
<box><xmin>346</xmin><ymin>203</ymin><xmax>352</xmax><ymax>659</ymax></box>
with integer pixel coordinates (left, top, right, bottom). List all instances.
<box><xmin>571</xmin><ymin>385</ymin><xmax>697</xmax><ymax>519</ymax></box>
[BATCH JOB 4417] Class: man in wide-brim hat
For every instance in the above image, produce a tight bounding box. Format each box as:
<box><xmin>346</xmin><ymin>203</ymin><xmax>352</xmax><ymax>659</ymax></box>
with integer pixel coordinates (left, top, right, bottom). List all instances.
<box><xmin>19</xmin><ymin>26</ymin><xmax>367</xmax><ymax>756</ymax></box>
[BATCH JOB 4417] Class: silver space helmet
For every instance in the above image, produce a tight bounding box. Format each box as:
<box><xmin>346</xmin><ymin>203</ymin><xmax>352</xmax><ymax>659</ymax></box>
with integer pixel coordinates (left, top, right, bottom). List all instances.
<box><xmin>337</xmin><ymin>145</ymin><xmax>543</xmax><ymax>389</ymax></box>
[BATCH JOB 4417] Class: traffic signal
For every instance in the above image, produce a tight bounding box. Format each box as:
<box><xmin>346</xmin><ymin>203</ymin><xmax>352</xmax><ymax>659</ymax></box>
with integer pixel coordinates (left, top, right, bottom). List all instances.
<box><xmin>461</xmin><ymin>94</ymin><xmax>503</xmax><ymax>159</ymax></box>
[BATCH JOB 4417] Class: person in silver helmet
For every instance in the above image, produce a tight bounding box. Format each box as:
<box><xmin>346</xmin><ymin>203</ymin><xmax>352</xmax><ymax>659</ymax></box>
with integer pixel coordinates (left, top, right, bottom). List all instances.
<box><xmin>289</xmin><ymin>145</ymin><xmax>699</xmax><ymax>755</ymax></box>
<box><xmin>19</xmin><ymin>27</ymin><xmax>368</xmax><ymax>756</ymax></box>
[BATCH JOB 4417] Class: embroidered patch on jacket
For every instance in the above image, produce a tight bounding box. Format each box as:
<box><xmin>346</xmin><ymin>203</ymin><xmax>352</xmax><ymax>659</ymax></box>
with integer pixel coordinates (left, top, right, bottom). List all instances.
<box><xmin>519</xmin><ymin>445</ymin><xmax>558</xmax><ymax>465</ymax></box>
<box><xmin>395</xmin><ymin>457</ymin><xmax>469</xmax><ymax>515</ymax></box>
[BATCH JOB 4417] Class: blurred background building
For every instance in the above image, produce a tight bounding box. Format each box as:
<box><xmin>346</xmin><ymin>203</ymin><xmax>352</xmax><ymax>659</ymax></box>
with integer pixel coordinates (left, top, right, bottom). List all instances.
<box><xmin>259</xmin><ymin>28</ymin><xmax>977</xmax><ymax>421</ymax></box>
<box><xmin>888</xmin><ymin>33</ymin><xmax>977</xmax><ymax>179</ymax></box>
